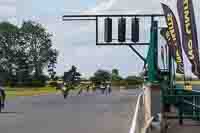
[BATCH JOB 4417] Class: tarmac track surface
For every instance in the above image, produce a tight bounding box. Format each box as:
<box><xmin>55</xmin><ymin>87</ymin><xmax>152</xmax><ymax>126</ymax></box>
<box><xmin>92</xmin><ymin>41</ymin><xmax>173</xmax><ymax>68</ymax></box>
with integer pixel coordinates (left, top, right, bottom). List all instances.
<box><xmin>0</xmin><ymin>90</ymin><xmax>140</xmax><ymax>133</ymax></box>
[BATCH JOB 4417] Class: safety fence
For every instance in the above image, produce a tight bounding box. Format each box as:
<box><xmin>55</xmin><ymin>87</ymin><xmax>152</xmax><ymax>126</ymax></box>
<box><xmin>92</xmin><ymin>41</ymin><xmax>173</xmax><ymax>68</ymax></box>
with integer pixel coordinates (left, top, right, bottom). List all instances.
<box><xmin>129</xmin><ymin>92</ymin><xmax>144</xmax><ymax>133</ymax></box>
<box><xmin>164</xmin><ymin>89</ymin><xmax>200</xmax><ymax>123</ymax></box>
<box><xmin>129</xmin><ymin>90</ymin><xmax>154</xmax><ymax>133</ymax></box>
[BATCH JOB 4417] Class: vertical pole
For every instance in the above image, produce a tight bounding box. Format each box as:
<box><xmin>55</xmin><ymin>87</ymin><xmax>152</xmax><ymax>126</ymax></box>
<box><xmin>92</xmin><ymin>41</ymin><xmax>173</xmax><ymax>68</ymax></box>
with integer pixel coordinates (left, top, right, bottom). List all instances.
<box><xmin>197</xmin><ymin>96</ymin><xmax>200</xmax><ymax>120</ymax></box>
<box><xmin>168</xmin><ymin>45</ymin><xmax>172</xmax><ymax>90</ymax></box>
<box><xmin>147</xmin><ymin>19</ymin><xmax>158</xmax><ymax>83</ymax></box>
<box><xmin>96</xmin><ymin>17</ymin><xmax>98</xmax><ymax>44</ymax></box>
<box><xmin>179</xmin><ymin>96</ymin><xmax>183</xmax><ymax>125</ymax></box>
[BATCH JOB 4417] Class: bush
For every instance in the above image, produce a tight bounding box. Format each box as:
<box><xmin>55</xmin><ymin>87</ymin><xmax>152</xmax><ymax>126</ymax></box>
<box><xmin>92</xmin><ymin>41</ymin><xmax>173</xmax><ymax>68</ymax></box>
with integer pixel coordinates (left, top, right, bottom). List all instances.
<box><xmin>112</xmin><ymin>79</ymin><xmax>143</xmax><ymax>86</ymax></box>
<box><xmin>111</xmin><ymin>80</ymin><xmax>128</xmax><ymax>86</ymax></box>
<box><xmin>125</xmin><ymin>79</ymin><xmax>143</xmax><ymax>86</ymax></box>
<box><xmin>30</xmin><ymin>80</ymin><xmax>46</xmax><ymax>87</ymax></box>
<box><xmin>49</xmin><ymin>81</ymin><xmax>58</xmax><ymax>87</ymax></box>
<box><xmin>3</xmin><ymin>74</ymin><xmax>48</xmax><ymax>87</ymax></box>
<box><xmin>26</xmin><ymin>75</ymin><xmax>48</xmax><ymax>87</ymax></box>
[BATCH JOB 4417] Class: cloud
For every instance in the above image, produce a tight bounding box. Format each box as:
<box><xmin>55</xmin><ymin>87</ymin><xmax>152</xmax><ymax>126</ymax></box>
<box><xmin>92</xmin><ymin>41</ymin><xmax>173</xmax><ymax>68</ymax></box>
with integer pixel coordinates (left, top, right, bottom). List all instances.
<box><xmin>85</xmin><ymin>0</ymin><xmax>117</xmax><ymax>13</ymax></box>
<box><xmin>16</xmin><ymin>0</ymin><xmax>200</xmax><ymax>77</ymax></box>
<box><xmin>0</xmin><ymin>4</ymin><xmax>16</xmax><ymax>18</ymax></box>
<box><xmin>17</xmin><ymin>0</ymin><xmax>162</xmax><ymax>77</ymax></box>
<box><xmin>0</xmin><ymin>0</ymin><xmax>16</xmax><ymax>4</ymax></box>
<box><xmin>0</xmin><ymin>0</ymin><xmax>16</xmax><ymax>21</ymax></box>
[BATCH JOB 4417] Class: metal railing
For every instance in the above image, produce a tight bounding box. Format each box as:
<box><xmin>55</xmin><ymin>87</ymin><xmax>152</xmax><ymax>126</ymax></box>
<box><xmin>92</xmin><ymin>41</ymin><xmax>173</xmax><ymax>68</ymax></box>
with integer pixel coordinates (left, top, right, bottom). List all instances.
<box><xmin>163</xmin><ymin>88</ymin><xmax>200</xmax><ymax>124</ymax></box>
<box><xmin>129</xmin><ymin>92</ymin><xmax>145</xmax><ymax>133</ymax></box>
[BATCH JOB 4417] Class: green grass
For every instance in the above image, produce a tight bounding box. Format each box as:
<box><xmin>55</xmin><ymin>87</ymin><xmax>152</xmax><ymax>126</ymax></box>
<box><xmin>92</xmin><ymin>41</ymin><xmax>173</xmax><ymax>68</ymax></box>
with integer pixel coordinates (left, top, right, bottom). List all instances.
<box><xmin>5</xmin><ymin>86</ymin><xmax>58</xmax><ymax>98</ymax></box>
<box><xmin>4</xmin><ymin>83</ymin><xmax>130</xmax><ymax>98</ymax></box>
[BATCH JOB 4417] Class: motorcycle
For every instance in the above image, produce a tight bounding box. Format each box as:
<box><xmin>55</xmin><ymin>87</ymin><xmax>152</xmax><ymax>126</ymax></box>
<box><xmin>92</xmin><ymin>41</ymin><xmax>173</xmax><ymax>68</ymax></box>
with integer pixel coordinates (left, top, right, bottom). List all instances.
<box><xmin>0</xmin><ymin>92</ymin><xmax>5</xmax><ymax>112</ymax></box>
<box><xmin>62</xmin><ymin>90</ymin><xmax>68</xmax><ymax>99</ymax></box>
<box><xmin>0</xmin><ymin>95</ymin><xmax>2</xmax><ymax>112</ymax></box>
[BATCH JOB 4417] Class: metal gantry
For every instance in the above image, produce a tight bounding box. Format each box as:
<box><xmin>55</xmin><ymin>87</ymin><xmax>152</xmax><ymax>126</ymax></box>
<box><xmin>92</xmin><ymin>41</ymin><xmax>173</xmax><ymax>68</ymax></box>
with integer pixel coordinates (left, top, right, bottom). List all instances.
<box><xmin>63</xmin><ymin>14</ymin><xmax>164</xmax><ymax>80</ymax></box>
<box><xmin>62</xmin><ymin>13</ymin><xmax>200</xmax><ymax>126</ymax></box>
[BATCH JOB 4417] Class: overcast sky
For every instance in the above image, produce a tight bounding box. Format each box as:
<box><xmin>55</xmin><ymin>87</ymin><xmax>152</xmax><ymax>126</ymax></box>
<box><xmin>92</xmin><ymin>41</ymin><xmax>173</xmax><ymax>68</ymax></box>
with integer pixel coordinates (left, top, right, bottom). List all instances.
<box><xmin>0</xmin><ymin>0</ymin><xmax>200</xmax><ymax>78</ymax></box>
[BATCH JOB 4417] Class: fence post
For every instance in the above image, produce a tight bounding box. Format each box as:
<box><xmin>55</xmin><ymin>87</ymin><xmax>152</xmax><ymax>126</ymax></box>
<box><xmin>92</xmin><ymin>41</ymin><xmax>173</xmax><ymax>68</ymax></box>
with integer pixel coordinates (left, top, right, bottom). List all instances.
<box><xmin>143</xmin><ymin>84</ymin><xmax>151</xmax><ymax>126</ymax></box>
<box><xmin>179</xmin><ymin>96</ymin><xmax>183</xmax><ymax>125</ymax></box>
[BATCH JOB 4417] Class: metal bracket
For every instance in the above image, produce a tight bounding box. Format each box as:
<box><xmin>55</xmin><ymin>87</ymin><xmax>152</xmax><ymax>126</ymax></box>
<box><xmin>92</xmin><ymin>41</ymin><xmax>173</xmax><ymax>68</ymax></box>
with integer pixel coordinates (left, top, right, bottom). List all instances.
<box><xmin>128</xmin><ymin>45</ymin><xmax>146</xmax><ymax>63</ymax></box>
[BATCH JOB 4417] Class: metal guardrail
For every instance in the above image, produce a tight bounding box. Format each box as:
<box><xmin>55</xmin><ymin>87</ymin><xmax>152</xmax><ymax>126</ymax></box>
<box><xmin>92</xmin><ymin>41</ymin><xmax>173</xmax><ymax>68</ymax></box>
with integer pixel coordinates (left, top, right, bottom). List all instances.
<box><xmin>163</xmin><ymin>89</ymin><xmax>200</xmax><ymax>124</ymax></box>
<box><xmin>183</xmin><ymin>99</ymin><xmax>200</xmax><ymax>110</ymax></box>
<box><xmin>129</xmin><ymin>88</ymin><xmax>157</xmax><ymax>133</ymax></box>
<box><xmin>129</xmin><ymin>92</ymin><xmax>145</xmax><ymax>133</ymax></box>
<box><xmin>180</xmin><ymin>93</ymin><xmax>200</xmax><ymax>122</ymax></box>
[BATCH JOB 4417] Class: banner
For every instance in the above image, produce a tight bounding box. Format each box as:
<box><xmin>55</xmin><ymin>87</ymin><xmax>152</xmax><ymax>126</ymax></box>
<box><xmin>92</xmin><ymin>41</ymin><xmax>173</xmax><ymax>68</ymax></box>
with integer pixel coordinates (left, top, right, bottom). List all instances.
<box><xmin>161</xmin><ymin>4</ymin><xmax>184</xmax><ymax>74</ymax></box>
<box><xmin>177</xmin><ymin>0</ymin><xmax>200</xmax><ymax>78</ymax></box>
<box><xmin>160</xmin><ymin>28</ymin><xmax>184</xmax><ymax>73</ymax></box>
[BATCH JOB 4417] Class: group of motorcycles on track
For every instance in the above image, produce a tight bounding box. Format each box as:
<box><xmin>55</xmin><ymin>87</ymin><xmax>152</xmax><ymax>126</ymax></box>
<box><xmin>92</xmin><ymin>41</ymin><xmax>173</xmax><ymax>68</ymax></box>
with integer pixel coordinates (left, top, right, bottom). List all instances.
<box><xmin>57</xmin><ymin>82</ymin><xmax>112</xmax><ymax>99</ymax></box>
<box><xmin>0</xmin><ymin>81</ymin><xmax>112</xmax><ymax>112</ymax></box>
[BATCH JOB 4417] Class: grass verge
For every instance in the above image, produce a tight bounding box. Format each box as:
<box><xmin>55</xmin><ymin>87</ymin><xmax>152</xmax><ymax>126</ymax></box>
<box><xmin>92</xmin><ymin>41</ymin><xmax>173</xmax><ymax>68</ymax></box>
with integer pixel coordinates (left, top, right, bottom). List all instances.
<box><xmin>5</xmin><ymin>86</ymin><xmax>57</xmax><ymax>98</ymax></box>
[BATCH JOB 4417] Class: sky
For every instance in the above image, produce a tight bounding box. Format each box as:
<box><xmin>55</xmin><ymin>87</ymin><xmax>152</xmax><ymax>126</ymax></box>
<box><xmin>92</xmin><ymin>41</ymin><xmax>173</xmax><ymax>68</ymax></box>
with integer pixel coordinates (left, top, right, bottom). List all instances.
<box><xmin>0</xmin><ymin>0</ymin><xmax>200</xmax><ymax>78</ymax></box>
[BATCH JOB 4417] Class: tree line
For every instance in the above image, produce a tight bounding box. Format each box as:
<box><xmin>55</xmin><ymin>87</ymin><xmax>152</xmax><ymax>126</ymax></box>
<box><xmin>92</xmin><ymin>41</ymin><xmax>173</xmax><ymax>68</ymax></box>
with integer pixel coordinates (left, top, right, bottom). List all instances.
<box><xmin>90</xmin><ymin>69</ymin><xmax>143</xmax><ymax>86</ymax></box>
<box><xmin>59</xmin><ymin>66</ymin><xmax>143</xmax><ymax>88</ymax></box>
<box><xmin>0</xmin><ymin>21</ymin><xmax>58</xmax><ymax>86</ymax></box>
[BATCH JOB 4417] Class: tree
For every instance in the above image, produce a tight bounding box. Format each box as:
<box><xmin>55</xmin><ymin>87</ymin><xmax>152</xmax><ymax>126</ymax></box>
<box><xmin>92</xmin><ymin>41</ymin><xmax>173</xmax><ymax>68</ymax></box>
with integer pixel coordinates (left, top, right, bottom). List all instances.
<box><xmin>125</xmin><ymin>75</ymin><xmax>143</xmax><ymax>85</ymax></box>
<box><xmin>64</xmin><ymin>65</ymin><xmax>81</xmax><ymax>86</ymax></box>
<box><xmin>111</xmin><ymin>69</ymin><xmax>123</xmax><ymax>81</ymax></box>
<box><xmin>15</xmin><ymin>53</ymin><xmax>32</xmax><ymax>84</ymax></box>
<box><xmin>0</xmin><ymin>21</ymin><xmax>58</xmax><ymax>86</ymax></box>
<box><xmin>48</xmin><ymin>49</ymin><xmax>58</xmax><ymax>80</ymax></box>
<box><xmin>0</xmin><ymin>22</ymin><xmax>19</xmax><ymax>82</ymax></box>
<box><xmin>90</xmin><ymin>69</ymin><xmax>111</xmax><ymax>85</ymax></box>
<box><xmin>20</xmin><ymin>21</ymin><xmax>55</xmax><ymax>79</ymax></box>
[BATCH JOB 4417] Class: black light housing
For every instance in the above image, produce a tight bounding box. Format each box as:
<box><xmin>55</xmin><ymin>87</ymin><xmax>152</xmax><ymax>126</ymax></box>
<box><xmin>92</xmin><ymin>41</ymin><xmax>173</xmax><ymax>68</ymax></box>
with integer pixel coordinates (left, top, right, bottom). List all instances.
<box><xmin>104</xmin><ymin>17</ymin><xmax>112</xmax><ymax>42</ymax></box>
<box><xmin>131</xmin><ymin>18</ymin><xmax>139</xmax><ymax>42</ymax></box>
<box><xmin>118</xmin><ymin>17</ymin><xmax>126</xmax><ymax>42</ymax></box>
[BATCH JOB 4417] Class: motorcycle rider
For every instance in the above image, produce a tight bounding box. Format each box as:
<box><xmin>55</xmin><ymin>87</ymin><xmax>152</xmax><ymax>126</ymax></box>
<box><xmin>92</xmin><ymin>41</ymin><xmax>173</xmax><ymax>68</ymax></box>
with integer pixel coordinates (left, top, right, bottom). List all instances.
<box><xmin>61</xmin><ymin>83</ymin><xmax>68</xmax><ymax>99</ymax></box>
<box><xmin>107</xmin><ymin>83</ymin><xmax>112</xmax><ymax>95</ymax></box>
<box><xmin>0</xmin><ymin>81</ymin><xmax>6</xmax><ymax>108</ymax></box>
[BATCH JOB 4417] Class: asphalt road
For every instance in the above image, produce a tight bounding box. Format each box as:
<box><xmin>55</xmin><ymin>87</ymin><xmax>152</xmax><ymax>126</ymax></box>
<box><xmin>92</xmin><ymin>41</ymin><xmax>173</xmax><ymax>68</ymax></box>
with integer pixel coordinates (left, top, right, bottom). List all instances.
<box><xmin>0</xmin><ymin>90</ymin><xmax>140</xmax><ymax>133</ymax></box>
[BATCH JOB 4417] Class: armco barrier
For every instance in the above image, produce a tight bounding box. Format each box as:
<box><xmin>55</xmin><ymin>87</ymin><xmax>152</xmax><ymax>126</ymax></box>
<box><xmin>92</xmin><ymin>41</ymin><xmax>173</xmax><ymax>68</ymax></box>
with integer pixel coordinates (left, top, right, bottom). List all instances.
<box><xmin>129</xmin><ymin>89</ymin><xmax>154</xmax><ymax>133</ymax></box>
<box><xmin>129</xmin><ymin>92</ymin><xmax>145</xmax><ymax>133</ymax></box>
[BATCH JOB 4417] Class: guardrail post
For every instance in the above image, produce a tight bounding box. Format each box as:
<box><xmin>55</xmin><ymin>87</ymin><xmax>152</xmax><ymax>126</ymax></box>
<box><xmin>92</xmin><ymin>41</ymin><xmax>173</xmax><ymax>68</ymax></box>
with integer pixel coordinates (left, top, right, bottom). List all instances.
<box><xmin>197</xmin><ymin>96</ymin><xmax>200</xmax><ymax>120</ymax></box>
<box><xmin>179</xmin><ymin>96</ymin><xmax>183</xmax><ymax>125</ymax></box>
<box><xmin>143</xmin><ymin>84</ymin><xmax>152</xmax><ymax>125</ymax></box>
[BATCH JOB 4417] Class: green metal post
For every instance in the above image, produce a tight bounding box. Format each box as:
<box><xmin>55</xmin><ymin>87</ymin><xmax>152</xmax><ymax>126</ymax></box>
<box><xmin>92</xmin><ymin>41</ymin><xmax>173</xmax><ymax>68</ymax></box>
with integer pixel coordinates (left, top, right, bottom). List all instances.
<box><xmin>168</xmin><ymin>47</ymin><xmax>172</xmax><ymax>89</ymax></box>
<box><xmin>147</xmin><ymin>20</ymin><xmax>158</xmax><ymax>83</ymax></box>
